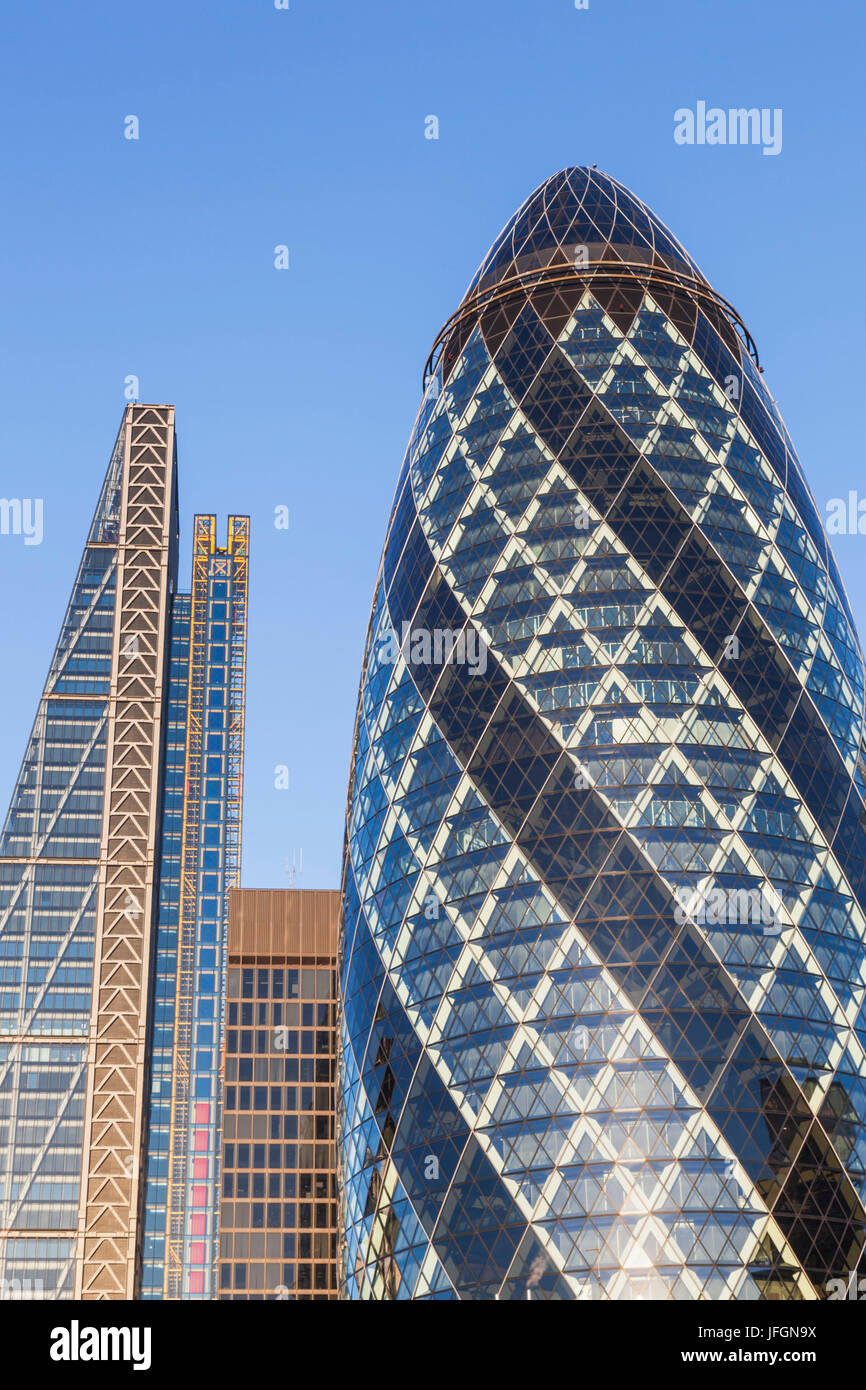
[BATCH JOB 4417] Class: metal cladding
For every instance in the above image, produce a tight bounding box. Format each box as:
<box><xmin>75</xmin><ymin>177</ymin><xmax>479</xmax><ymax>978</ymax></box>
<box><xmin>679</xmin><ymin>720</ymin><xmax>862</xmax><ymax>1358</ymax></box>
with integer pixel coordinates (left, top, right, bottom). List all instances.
<box><xmin>217</xmin><ymin>888</ymin><xmax>341</xmax><ymax>1301</ymax></box>
<box><xmin>0</xmin><ymin>405</ymin><xmax>177</xmax><ymax>1300</ymax></box>
<box><xmin>0</xmin><ymin>407</ymin><xmax>250</xmax><ymax>1302</ymax></box>
<box><xmin>339</xmin><ymin>167</ymin><xmax>866</xmax><ymax>1300</ymax></box>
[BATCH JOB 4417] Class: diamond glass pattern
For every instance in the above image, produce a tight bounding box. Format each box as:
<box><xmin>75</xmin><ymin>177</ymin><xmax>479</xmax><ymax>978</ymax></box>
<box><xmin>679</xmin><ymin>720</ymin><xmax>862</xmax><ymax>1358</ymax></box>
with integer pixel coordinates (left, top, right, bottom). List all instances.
<box><xmin>339</xmin><ymin>168</ymin><xmax>866</xmax><ymax>1300</ymax></box>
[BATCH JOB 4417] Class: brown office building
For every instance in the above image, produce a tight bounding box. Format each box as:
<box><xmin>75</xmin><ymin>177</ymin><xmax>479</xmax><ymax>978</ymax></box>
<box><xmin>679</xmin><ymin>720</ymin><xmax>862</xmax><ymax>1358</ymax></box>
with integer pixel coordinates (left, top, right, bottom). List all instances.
<box><xmin>218</xmin><ymin>888</ymin><xmax>340</xmax><ymax>1300</ymax></box>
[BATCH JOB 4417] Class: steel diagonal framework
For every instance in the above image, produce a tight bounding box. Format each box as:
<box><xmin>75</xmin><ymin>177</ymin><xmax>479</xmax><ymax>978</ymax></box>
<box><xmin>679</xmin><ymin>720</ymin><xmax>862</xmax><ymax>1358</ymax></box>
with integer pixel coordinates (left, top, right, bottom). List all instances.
<box><xmin>0</xmin><ymin>404</ymin><xmax>176</xmax><ymax>1301</ymax></box>
<box><xmin>76</xmin><ymin>405</ymin><xmax>176</xmax><ymax>1298</ymax></box>
<box><xmin>340</xmin><ymin>168</ymin><xmax>866</xmax><ymax>1301</ymax></box>
<box><xmin>0</xmin><ymin>403</ymin><xmax>248</xmax><ymax>1302</ymax></box>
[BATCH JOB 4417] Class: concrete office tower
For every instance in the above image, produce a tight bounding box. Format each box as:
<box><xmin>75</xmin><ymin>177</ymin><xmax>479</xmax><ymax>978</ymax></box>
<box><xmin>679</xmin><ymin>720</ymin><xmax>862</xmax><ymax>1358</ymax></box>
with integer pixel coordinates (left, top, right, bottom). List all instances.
<box><xmin>217</xmin><ymin>888</ymin><xmax>339</xmax><ymax>1300</ymax></box>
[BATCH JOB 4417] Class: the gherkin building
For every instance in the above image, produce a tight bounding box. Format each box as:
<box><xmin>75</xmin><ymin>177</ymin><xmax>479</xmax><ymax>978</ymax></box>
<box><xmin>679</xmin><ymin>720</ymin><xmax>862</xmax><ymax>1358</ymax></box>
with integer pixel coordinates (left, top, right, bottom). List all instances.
<box><xmin>339</xmin><ymin>167</ymin><xmax>866</xmax><ymax>1300</ymax></box>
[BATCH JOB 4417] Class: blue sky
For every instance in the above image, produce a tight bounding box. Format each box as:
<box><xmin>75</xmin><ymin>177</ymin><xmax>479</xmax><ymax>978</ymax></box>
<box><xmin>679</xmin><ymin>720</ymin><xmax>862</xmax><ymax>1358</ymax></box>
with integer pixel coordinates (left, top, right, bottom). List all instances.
<box><xmin>0</xmin><ymin>0</ymin><xmax>864</xmax><ymax>890</ymax></box>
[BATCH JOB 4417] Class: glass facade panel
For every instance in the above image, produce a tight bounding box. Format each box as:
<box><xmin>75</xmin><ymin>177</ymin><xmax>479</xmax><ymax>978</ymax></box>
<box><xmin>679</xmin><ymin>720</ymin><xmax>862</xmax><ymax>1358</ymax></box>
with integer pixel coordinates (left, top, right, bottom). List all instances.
<box><xmin>1</xmin><ymin>406</ymin><xmax>248</xmax><ymax>1301</ymax></box>
<box><xmin>141</xmin><ymin>517</ymin><xmax>249</xmax><ymax>1301</ymax></box>
<box><xmin>0</xmin><ymin>407</ymin><xmax>177</xmax><ymax>1299</ymax></box>
<box><xmin>340</xmin><ymin>168</ymin><xmax>866</xmax><ymax>1300</ymax></box>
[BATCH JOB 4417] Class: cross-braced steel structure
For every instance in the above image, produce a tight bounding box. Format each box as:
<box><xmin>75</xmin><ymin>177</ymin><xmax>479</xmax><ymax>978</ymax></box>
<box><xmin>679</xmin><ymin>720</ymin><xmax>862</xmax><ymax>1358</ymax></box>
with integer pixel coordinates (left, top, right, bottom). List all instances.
<box><xmin>0</xmin><ymin>404</ymin><xmax>249</xmax><ymax>1301</ymax></box>
<box><xmin>0</xmin><ymin>405</ymin><xmax>177</xmax><ymax>1300</ymax></box>
<box><xmin>340</xmin><ymin>168</ymin><xmax>866</xmax><ymax>1300</ymax></box>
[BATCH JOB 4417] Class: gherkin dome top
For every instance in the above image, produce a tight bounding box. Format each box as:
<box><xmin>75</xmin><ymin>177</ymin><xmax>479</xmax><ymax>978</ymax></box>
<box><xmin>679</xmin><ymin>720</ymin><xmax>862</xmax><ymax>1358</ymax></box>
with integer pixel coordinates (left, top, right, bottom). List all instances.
<box><xmin>464</xmin><ymin>166</ymin><xmax>705</xmax><ymax>299</ymax></box>
<box><xmin>427</xmin><ymin>166</ymin><xmax>759</xmax><ymax>389</ymax></box>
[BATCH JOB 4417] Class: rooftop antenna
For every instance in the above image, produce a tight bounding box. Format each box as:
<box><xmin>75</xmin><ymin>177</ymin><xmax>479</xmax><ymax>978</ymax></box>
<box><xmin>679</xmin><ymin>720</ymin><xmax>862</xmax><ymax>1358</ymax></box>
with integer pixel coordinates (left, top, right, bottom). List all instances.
<box><xmin>285</xmin><ymin>848</ymin><xmax>303</xmax><ymax>888</ymax></box>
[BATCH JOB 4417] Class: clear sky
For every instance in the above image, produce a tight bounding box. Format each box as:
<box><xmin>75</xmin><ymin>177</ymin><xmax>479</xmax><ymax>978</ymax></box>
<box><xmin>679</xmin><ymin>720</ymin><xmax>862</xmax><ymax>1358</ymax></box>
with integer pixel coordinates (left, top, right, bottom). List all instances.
<box><xmin>0</xmin><ymin>0</ymin><xmax>864</xmax><ymax>891</ymax></box>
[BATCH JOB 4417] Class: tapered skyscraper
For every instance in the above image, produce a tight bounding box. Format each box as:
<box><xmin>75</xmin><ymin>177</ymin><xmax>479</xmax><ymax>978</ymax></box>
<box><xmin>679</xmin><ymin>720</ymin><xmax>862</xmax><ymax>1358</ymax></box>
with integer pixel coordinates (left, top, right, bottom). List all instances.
<box><xmin>340</xmin><ymin>168</ymin><xmax>866</xmax><ymax>1299</ymax></box>
<box><xmin>0</xmin><ymin>405</ymin><xmax>178</xmax><ymax>1299</ymax></box>
<box><xmin>0</xmin><ymin>405</ymin><xmax>248</xmax><ymax>1300</ymax></box>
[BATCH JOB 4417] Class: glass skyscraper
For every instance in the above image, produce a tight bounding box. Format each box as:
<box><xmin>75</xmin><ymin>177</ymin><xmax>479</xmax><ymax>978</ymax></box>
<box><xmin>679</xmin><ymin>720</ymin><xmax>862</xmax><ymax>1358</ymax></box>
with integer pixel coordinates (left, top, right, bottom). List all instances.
<box><xmin>0</xmin><ymin>403</ymin><xmax>248</xmax><ymax>1300</ymax></box>
<box><xmin>141</xmin><ymin>516</ymin><xmax>248</xmax><ymax>1300</ymax></box>
<box><xmin>340</xmin><ymin>168</ymin><xmax>866</xmax><ymax>1299</ymax></box>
